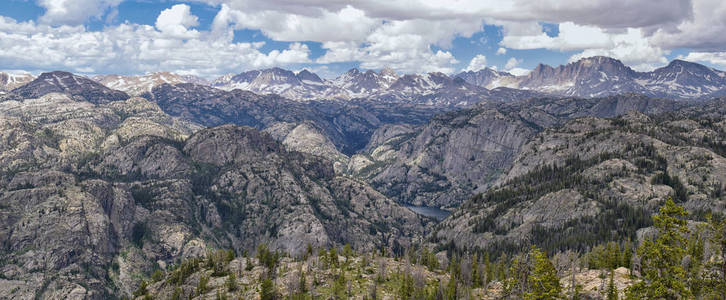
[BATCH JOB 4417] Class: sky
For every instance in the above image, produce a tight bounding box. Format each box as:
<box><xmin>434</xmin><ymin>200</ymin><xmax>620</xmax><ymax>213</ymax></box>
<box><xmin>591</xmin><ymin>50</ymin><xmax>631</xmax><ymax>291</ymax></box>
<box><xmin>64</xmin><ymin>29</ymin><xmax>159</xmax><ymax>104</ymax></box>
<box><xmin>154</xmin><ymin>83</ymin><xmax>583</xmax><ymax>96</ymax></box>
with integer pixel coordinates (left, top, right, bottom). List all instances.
<box><xmin>1</xmin><ymin>0</ymin><xmax>725</xmax><ymax>79</ymax></box>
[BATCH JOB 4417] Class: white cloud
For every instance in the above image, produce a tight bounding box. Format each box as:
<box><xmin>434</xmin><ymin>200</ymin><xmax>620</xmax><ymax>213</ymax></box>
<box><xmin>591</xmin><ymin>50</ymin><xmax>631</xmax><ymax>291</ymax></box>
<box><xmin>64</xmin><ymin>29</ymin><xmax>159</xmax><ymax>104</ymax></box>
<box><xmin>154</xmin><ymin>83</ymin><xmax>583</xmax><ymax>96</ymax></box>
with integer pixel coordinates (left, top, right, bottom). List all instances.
<box><xmin>650</xmin><ymin>0</ymin><xmax>726</xmax><ymax>51</ymax></box>
<box><xmin>681</xmin><ymin>52</ymin><xmax>726</xmax><ymax>69</ymax></box>
<box><xmin>313</xmin><ymin>18</ymin><xmax>469</xmax><ymax>74</ymax></box>
<box><xmin>501</xmin><ymin>22</ymin><xmax>611</xmax><ymax>51</ymax></box>
<box><xmin>212</xmin><ymin>3</ymin><xmax>379</xmax><ymax>43</ymax></box>
<box><xmin>501</xmin><ymin>22</ymin><xmax>669</xmax><ymax>70</ymax></box>
<box><xmin>38</xmin><ymin>0</ymin><xmax>123</xmax><ymax>25</ymax></box>
<box><xmin>0</xmin><ymin>14</ymin><xmax>311</xmax><ymax>78</ymax></box>
<box><xmin>504</xmin><ymin>57</ymin><xmax>522</xmax><ymax>70</ymax></box>
<box><xmin>463</xmin><ymin>55</ymin><xmax>488</xmax><ymax>72</ymax></box>
<box><xmin>502</xmin><ymin>57</ymin><xmax>528</xmax><ymax>75</ymax></box>
<box><xmin>155</xmin><ymin>4</ymin><xmax>200</xmax><ymax>39</ymax></box>
<box><xmin>4</xmin><ymin>0</ymin><xmax>726</xmax><ymax>77</ymax></box>
<box><xmin>507</xmin><ymin>67</ymin><xmax>530</xmax><ymax>76</ymax></box>
<box><xmin>567</xmin><ymin>28</ymin><xmax>668</xmax><ymax>71</ymax></box>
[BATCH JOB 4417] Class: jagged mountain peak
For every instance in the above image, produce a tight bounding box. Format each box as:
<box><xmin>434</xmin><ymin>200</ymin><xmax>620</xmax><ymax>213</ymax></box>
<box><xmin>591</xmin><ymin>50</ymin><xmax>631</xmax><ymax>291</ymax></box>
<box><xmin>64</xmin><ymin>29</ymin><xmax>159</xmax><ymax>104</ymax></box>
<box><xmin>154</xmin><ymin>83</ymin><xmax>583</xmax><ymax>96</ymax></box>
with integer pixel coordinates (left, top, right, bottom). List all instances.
<box><xmin>452</xmin><ymin>56</ymin><xmax>726</xmax><ymax>99</ymax></box>
<box><xmin>380</xmin><ymin>66</ymin><xmax>397</xmax><ymax>77</ymax></box>
<box><xmin>575</xmin><ymin>55</ymin><xmax>625</xmax><ymax>66</ymax></box>
<box><xmin>345</xmin><ymin>68</ymin><xmax>361</xmax><ymax>76</ymax></box>
<box><xmin>0</xmin><ymin>72</ymin><xmax>35</xmax><ymax>91</ymax></box>
<box><xmin>455</xmin><ymin>67</ymin><xmax>516</xmax><ymax>89</ymax></box>
<box><xmin>93</xmin><ymin>72</ymin><xmax>195</xmax><ymax>96</ymax></box>
<box><xmin>12</xmin><ymin>70</ymin><xmax>129</xmax><ymax>104</ymax></box>
<box><xmin>296</xmin><ymin>69</ymin><xmax>323</xmax><ymax>83</ymax></box>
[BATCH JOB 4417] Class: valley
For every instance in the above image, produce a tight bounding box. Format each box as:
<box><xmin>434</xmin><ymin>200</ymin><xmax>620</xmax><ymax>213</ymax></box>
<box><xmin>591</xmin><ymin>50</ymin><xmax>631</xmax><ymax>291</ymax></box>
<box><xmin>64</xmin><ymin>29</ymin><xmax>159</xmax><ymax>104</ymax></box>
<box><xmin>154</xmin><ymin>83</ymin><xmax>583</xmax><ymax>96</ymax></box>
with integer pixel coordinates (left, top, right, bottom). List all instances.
<box><xmin>1</xmin><ymin>56</ymin><xmax>726</xmax><ymax>299</ymax></box>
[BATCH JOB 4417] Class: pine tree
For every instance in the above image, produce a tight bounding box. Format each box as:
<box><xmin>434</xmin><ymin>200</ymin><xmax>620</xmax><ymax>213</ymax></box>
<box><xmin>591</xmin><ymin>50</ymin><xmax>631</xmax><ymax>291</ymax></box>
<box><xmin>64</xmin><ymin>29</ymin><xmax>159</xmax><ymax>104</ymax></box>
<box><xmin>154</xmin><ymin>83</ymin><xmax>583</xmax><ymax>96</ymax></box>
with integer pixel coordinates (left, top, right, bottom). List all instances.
<box><xmin>225</xmin><ymin>273</ymin><xmax>237</xmax><ymax>292</ymax></box>
<box><xmin>483</xmin><ymin>252</ymin><xmax>493</xmax><ymax>285</ymax></box>
<box><xmin>607</xmin><ymin>270</ymin><xmax>618</xmax><ymax>300</ymax></box>
<box><xmin>605</xmin><ymin>242</ymin><xmax>621</xmax><ymax>270</ymax></box>
<box><xmin>170</xmin><ymin>287</ymin><xmax>182</xmax><ymax>300</ymax></box>
<box><xmin>343</xmin><ymin>243</ymin><xmax>353</xmax><ymax>260</ymax></box>
<box><xmin>329</xmin><ymin>248</ymin><xmax>339</xmax><ymax>268</ymax></box>
<box><xmin>625</xmin><ymin>198</ymin><xmax>691</xmax><ymax>299</ymax></box>
<box><xmin>245</xmin><ymin>257</ymin><xmax>253</xmax><ymax>271</ymax></box>
<box><xmin>445</xmin><ymin>275</ymin><xmax>457</xmax><ymax>300</ymax></box>
<box><xmin>703</xmin><ymin>215</ymin><xmax>726</xmax><ymax>299</ymax></box>
<box><xmin>524</xmin><ymin>246</ymin><xmax>562</xmax><ymax>300</ymax></box>
<box><xmin>471</xmin><ymin>253</ymin><xmax>481</xmax><ymax>288</ymax></box>
<box><xmin>197</xmin><ymin>275</ymin><xmax>209</xmax><ymax>296</ymax></box>
<box><xmin>622</xmin><ymin>239</ymin><xmax>633</xmax><ymax>273</ymax></box>
<box><xmin>260</xmin><ymin>278</ymin><xmax>276</xmax><ymax>300</ymax></box>
<box><xmin>332</xmin><ymin>271</ymin><xmax>346</xmax><ymax>299</ymax></box>
<box><xmin>687</xmin><ymin>227</ymin><xmax>705</xmax><ymax>298</ymax></box>
<box><xmin>298</xmin><ymin>266</ymin><xmax>308</xmax><ymax>294</ymax></box>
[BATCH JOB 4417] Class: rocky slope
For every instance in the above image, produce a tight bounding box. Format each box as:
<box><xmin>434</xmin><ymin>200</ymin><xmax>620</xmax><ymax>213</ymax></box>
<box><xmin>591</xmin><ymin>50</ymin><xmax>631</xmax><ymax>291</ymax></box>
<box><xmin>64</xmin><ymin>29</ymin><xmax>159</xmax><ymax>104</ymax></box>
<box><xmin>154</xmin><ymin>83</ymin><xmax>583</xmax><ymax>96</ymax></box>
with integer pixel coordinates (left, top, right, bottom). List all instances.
<box><xmin>12</xmin><ymin>71</ymin><xmax>130</xmax><ymax>104</ymax></box>
<box><xmin>455</xmin><ymin>68</ymin><xmax>515</xmax><ymax>89</ymax></box>
<box><xmin>0</xmin><ymin>72</ymin><xmax>34</xmax><ymax>91</ymax></box>
<box><xmin>213</xmin><ymin>67</ymin><xmax>543</xmax><ymax>106</ymax></box>
<box><xmin>93</xmin><ymin>72</ymin><xmax>208</xmax><ymax>96</ymax></box>
<box><xmin>456</xmin><ymin>56</ymin><xmax>726</xmax><ymax>100</ymax></box>
<box><xmin>212</xmin><ymin>67</ymin><xmax>348</xmax><ymax>101</ymax></box>
<box><xmin>141</xmin><ymin>82</ymin><xmax>441</xmax><ymax>156</ymax></box>
<box><xmin>0</xmin><ymin>92</ymin><xmax>428</xmax><ymax>299</ymax></box>
<box><xmin>211</xmin><ymin>56</ymin><xmax>726</xmax><ymax>102</ymax></box>
<box><xmin>136</xmin><ymin>246</ymin><xmax>635</xmax><ymax>300</ymax></box>
<box><xmin>351</xmin><ymin>94</ymin><xmax>680</xmax><ymax>208</ymax></box>
<box><xmin>433</xmin><ymin>99</ymin><xmax>726</xmax><ymax>253</ymax></box>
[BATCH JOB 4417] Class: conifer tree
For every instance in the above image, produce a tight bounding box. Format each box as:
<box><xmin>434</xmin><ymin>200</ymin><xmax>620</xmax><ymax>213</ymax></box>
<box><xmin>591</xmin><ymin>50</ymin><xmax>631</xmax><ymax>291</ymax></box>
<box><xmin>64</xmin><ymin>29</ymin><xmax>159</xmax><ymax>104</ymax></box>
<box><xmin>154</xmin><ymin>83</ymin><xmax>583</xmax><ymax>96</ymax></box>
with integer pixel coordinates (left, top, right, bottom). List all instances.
<box><xmin>703</xmin><ymin>215</ymin><xmax>726</xmax><ymax>299</ymax></box>
<box><xmin>445</xmin><ymin>275</ymin><xmax>457</xmax><ymax>300</ymax></box>
<box><xmin>260</xmin><ymin>277</ymin><xmax>276</xmax><ymax>300</ymax></box>
<box><xmin>484</xmin><ymin>252</ymin><xmax>493</xmax><ymax>285</ymax></box>
<box><xmin>607</xmin><ymin>270</ymin><xmax>618</xmax><ymax>300</ymax></box>
<box><xmin>622</xmin><ymin>239</ymin><xmax>633</xmax><ymax>272</ymax></box>
<box><xmin>626</xmin><ymin>198</ymin><xmax>691</xmax><ymax>299</ymax></box>
<box><xmin>472</xmin><ymin>253</ymin><xmax>481</xmax><ymax>288</ymax></box>
<box><xmin>524</xmin><ymin>246</ymin><xmax>561</xmax><ymax>300</ymax></box>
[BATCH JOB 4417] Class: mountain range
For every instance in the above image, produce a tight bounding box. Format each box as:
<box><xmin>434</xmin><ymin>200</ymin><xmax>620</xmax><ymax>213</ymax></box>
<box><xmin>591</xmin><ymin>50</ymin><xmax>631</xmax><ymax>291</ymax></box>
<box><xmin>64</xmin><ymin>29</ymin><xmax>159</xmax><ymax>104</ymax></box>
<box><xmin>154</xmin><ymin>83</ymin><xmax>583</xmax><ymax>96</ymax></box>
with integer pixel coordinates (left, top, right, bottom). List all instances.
<box><xmin>5</xmin><ymin>56</ymin><xmax>724</xmax><ymax>106</ymax></box>
<box><xmin>3</xmin><ymin>56</ymin><xmax>726</xmax><ymax>298</ymax></box>
<box><xmin>457</xmin><ymin>56</ymin><xmax>726</xmax><ymax>100</ymax></box>
<box><xmin>86</xmin><ymin>56</ymin><xmax>726</xmax><ymax>105</ymax></box>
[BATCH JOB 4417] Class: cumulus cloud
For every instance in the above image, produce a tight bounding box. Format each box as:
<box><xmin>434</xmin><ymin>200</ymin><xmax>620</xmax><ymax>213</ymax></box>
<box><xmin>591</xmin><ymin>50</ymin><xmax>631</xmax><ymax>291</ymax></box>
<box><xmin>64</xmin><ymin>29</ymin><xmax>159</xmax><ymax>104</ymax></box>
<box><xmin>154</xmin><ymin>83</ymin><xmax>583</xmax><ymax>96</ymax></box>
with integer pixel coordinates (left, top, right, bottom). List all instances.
<box><xmin>313</xmin><ymin>18</ymin><xmax>469</xmax><ymax>74</ymax></box>
<box><xmin>567</xmin><ymin>28</ymin><xmax>668</xmax><ymax>71</ymax></box>
<box><xmin>463</xmin><ymin>55</ymin><xmax>488</xmax><ymax>71</ymax></box>
<box><xmin>682</xmin><ymin>52</ymin><xmax>726</xmax><ymax>69</ymax></box>
<box><xmin>650</xmin><ymin>0</ymin><xmax>726</xmax><ymax>51</ymax></box>
<box><xmin>38</xmin><ymin>0</ymin><xmax>123</xmax><ymax>25</ymax></box>
<box><xmin>507</xmin><ymin>67</ymin><xmax>530</xmax><ymax>76</ymax></box>
<box><xmin>4</xmin><ymin>0</ymin><xmax>726</xmax><ymax>77</ymax></box>
<box><xmin>201</xmin><ymin>0</ymin><xmax>705</xmax><ymax>74</ymax></box>
<box><xmin>504</xmin><ymin>57</ymin><xmax>522</xmax><ymax>70</ymax></box>
<box><xmin>0</xmin><ymin>14</ymin><xmax>311</xmax><ymax>78</ymax></box>
<box><xmin>155</xmin><ymin>4</ymin><xmax>200</xmax><ymax>39</ymax></box>
<box><xmin>501</xmin><ymin>22</ymin><xmax>668</xmax><ymax>70</ymax></box>
<box><xmin>501</xmin><ymin>22</ymin><xmax>611</xmax><ymax>51</ymax></box>
<box><xmin>502</xmin><ymin>57</ymin><xmax>529</xmax><ymax>75</ymax></box>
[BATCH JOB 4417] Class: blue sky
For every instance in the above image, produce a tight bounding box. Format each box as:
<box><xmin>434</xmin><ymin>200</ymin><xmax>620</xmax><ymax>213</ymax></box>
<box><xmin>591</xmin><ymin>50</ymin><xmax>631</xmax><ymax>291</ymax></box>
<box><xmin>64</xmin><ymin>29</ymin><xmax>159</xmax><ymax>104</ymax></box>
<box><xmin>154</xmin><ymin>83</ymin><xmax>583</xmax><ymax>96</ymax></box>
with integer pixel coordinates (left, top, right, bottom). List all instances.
<box><xmin>0</xmin><ymin>0</ymin><xmax>724</xmax><ymax>79</ymax></box>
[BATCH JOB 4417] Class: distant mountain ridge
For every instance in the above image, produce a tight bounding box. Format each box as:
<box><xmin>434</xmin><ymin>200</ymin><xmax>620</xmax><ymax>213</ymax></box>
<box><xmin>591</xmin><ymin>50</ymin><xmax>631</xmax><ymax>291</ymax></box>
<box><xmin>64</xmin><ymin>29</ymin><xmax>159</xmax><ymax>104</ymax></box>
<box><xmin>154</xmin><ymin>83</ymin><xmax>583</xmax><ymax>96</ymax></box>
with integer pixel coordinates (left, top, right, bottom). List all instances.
<box><xmin>92</xmin><ymin>72</ymin><xmax>209</xmax><ymax>96</ymax></box>
<box><xmin>12</xmin><ymin>71</ymin><xmax>129</xmax><ymax>104</ymax></box>
<box><xmin>10</xmin><ymin>56</ymin><xmax>726</xmax><ymax>106</ymax></box>
<box><xmin>209</xmin><ymin>56</ymin><xmax>726</xmax><ymax>102</ymax></box>
<box><xmin>456</xmin><ymin>56</ymin><xmax>726</xmax><ymax>100</ymax></box>
<box><xmin>211</xmin><ymin>66</ymin><xmax>542</xmax><ymax>105</ymax></box>
<box><xmin>0</xmin><ymin>72</ymin><xmax>34</xmax><ymax>91</ymax></box>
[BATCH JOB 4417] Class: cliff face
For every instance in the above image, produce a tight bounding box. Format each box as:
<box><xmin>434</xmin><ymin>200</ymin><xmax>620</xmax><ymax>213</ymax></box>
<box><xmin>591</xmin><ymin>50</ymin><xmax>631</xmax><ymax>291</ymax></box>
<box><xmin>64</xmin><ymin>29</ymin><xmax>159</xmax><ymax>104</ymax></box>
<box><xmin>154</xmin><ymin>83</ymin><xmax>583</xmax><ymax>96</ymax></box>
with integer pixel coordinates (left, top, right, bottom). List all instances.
<box><xmin>0</xmin><ymin>93</ymin><xmax>427</xmax><ymax>299</ymax></box>
<box><xmin>433</xmin><ymin>101</ymin><xmax>726</xmax><ymax>253</ymax></box>
<box><xmin>351</xmin><ymin>95</ymin><xmax>680</xmax><ymax>208</ymax></box>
